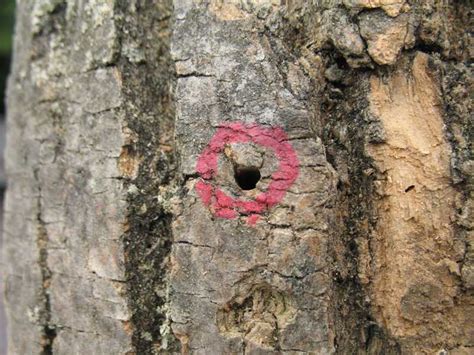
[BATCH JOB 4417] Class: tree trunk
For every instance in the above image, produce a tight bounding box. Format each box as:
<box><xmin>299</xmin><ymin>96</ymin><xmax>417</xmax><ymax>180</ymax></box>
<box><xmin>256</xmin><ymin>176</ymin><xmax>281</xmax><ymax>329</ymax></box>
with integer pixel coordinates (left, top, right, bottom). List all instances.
<box><xmin>3</xmin><ymin>1</ymin><xmax>472</xmax><ymax>354</ymax></box>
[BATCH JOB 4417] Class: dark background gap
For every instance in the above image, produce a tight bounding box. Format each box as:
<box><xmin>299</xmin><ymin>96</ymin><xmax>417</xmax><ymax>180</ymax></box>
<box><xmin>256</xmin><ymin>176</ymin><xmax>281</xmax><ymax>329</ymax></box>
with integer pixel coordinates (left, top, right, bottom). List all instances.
<box><xmin>0</xmin><ymin>1</ymin><xmax>16</xmax><ymax>353</ymax></box>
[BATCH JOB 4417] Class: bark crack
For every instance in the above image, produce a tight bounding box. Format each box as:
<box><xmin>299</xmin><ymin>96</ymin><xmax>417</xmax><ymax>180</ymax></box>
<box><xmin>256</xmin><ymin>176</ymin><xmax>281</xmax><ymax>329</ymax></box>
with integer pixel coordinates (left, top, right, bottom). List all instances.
<box><xmin>34</xmin><ymin>168</ymin><xmax>57</xmax><ymax>354</ymax></box>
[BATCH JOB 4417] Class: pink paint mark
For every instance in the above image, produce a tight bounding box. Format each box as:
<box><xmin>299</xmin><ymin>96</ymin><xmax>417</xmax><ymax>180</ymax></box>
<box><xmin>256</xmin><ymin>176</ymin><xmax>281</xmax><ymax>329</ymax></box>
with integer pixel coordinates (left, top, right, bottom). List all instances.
<box><xmin>195</xmin><ymin>122</ymin><xmax>299</xmax><ymax>226</ymax></box>
<box><xmin>247</xmin><ymin>214</ymin><xmax>260</xmax><ymax>225</ymax></box>
<box><xmin>215</xmin><ymin>208</ymin><xmax>238</xmax><ymax>219</ymax></box>
<box><xmin>215</xmin><ymin>189</ymin><xmax>235</xmax><ymax>209</ymax></box>
<box><xmin>195</xmin><ymin>180</ymin><xmax>213</xmax><ymax>205</ymax></box>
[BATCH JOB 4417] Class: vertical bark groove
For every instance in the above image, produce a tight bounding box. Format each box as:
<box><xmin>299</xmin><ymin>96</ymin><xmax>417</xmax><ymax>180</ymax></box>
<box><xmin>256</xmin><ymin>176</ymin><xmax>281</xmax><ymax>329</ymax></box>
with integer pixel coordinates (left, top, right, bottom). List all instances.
<box><xmin>35</xmin><ymin>170</ymin><xmax>57</xmax><ymax>355</ymax></box>
<box><xmin>117</xmin><ymin>1</ymin><xmax>179</xmax><ymax>353</ymax></box>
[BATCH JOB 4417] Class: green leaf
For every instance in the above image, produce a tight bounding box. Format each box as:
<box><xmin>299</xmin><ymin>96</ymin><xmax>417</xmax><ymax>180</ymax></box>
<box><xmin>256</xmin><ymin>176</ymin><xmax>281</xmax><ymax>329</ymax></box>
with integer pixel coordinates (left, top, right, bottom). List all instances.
<box><xmin>0</xmin><ymin>0</ymin><xmax>16</xmax><ymax>55</ymax></box>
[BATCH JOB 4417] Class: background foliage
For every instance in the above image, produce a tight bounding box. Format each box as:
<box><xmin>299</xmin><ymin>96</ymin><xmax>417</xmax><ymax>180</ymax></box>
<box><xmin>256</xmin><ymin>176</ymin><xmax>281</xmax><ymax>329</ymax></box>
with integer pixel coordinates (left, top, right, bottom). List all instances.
<box><xmin>0</xmin><ymin>0</ymin><xmax>15</xmax><ymax>114</ymax></box>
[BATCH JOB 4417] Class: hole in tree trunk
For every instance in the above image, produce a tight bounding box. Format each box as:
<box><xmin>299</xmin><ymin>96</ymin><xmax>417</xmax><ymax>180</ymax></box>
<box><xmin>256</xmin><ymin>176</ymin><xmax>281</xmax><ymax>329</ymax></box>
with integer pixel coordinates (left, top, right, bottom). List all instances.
<box><xmin>234</xmin><ymin>166</ymin><xmax>261</xmax><ymax>190</ymax></box>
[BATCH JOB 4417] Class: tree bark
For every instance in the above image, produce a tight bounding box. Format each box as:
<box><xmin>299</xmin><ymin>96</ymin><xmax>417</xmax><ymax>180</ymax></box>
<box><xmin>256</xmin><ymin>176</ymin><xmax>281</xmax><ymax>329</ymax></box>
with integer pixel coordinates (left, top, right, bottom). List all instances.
<box><xmin>3</xmin><ymin>1</ymin><xmax>472</xmax><ymax>354</ymax></box>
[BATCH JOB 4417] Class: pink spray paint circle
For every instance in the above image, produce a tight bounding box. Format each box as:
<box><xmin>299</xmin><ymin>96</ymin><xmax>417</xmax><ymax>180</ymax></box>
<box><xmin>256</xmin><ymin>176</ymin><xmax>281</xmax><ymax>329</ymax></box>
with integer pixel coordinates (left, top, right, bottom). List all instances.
<box><xmin>195</xmin><ymin>122</ymin><xmax>299</xmax><ymax>225</ymax></box>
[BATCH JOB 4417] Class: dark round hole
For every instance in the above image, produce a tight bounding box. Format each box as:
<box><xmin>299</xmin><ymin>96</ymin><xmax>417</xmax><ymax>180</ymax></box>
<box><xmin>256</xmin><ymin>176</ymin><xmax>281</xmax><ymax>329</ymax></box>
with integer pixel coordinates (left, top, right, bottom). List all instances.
<box><xmin>234</xmin><ymin>166</ymin><xmax>261</xmax><ymax>190</ymax></box>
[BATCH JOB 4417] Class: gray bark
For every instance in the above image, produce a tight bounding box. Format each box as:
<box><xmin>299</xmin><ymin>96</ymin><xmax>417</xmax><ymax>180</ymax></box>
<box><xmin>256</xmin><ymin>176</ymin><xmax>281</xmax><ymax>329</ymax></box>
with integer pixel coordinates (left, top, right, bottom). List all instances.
<box><xmin>3</xmin><ymin>1</ymin><xmax>473</xmax><ymax>354</ymax></box>
<box><xmin>170</xmin><ymin>3</ymin><xmax>336</xmax><ymax>353</ymax></box>
<box><xmin>4</xmin><ymin>1</ymin><xmax>174</xmax><ymax>353</ymax></box>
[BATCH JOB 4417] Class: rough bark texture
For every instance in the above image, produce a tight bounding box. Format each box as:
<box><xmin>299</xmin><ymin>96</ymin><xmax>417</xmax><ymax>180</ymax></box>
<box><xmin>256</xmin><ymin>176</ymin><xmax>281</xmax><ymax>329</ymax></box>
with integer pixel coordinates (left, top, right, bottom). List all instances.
<box><xmin>170</xmin><ymin>3</ymin><xmax>336</xmax><ymax>353</ymax></box>
<box><xmin>3</xmin><ymin>0</ymin><xmax>473</xmax><ymax>354</ymax></box>
<box><xmin>4</xmin><ymin>1</ymin><xmax>175</xmax><ymax>353</ymax></box>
